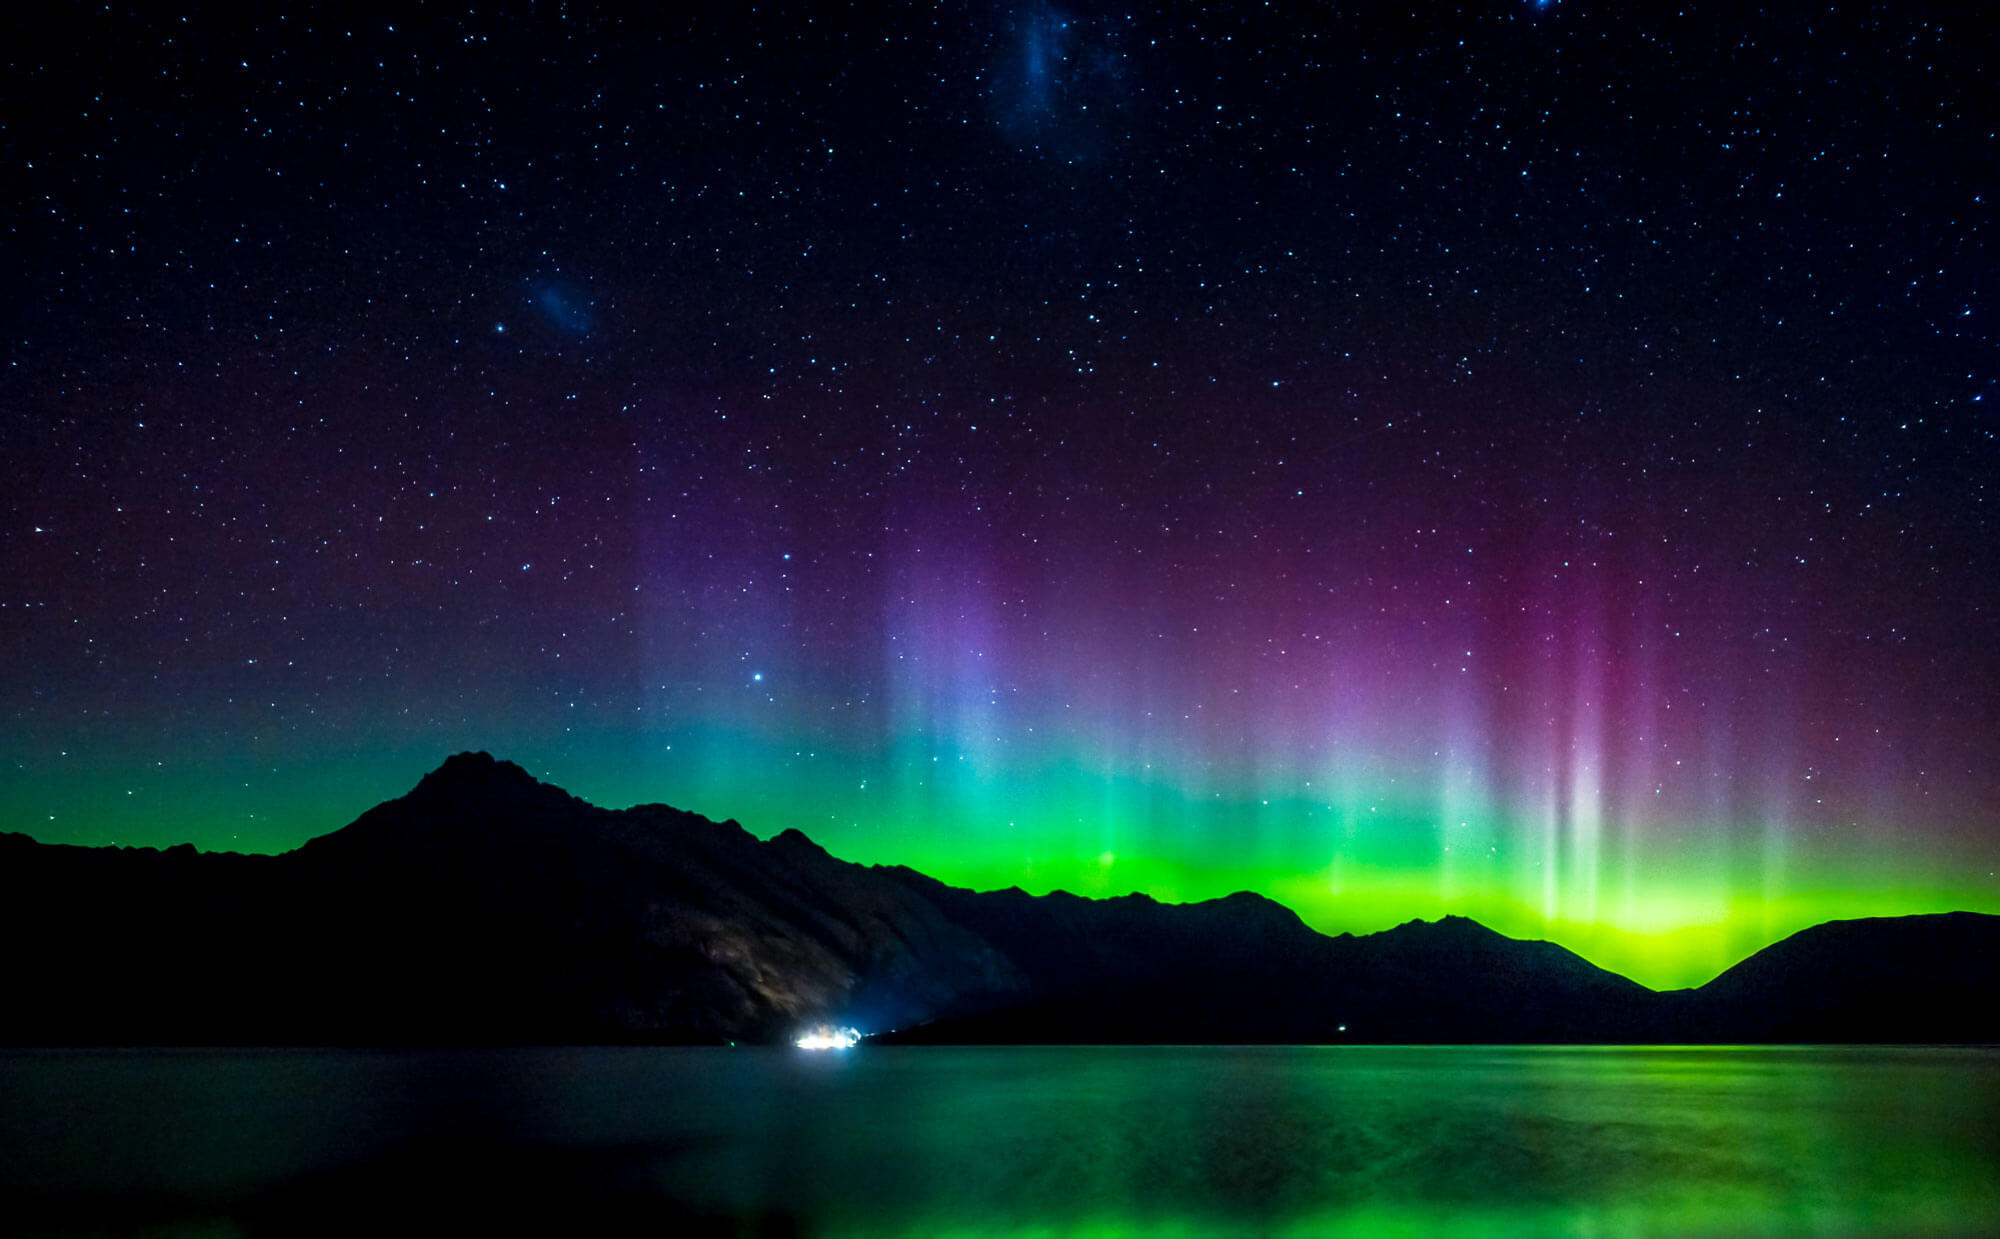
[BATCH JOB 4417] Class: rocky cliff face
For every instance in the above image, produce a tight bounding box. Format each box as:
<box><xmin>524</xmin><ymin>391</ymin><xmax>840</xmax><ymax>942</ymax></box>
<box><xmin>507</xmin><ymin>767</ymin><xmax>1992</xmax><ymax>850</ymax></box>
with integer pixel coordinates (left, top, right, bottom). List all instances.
<box><xmin>278</xmin><ymin>753</ymin><xmax>1034</xmax><ymax>1041</ymax></box>
<box><xmin>2</xmin><ymin>752</ymin><xmax>1994</xmax><ymax>1045</ymax></box>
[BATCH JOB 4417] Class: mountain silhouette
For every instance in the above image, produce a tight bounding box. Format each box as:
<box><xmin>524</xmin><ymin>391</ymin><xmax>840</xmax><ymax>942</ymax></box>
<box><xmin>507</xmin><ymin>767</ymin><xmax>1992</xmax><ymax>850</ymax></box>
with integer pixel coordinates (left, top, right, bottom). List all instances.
<box><xmin>2</xmin><ymin>752</ymin><xmax>1993</xmax><ymax>1045</ymax></box>
<box><xmin>1676</xmin><ymin>910</ymin><xmax>2000</xmax><ymax>1043</ymax></box>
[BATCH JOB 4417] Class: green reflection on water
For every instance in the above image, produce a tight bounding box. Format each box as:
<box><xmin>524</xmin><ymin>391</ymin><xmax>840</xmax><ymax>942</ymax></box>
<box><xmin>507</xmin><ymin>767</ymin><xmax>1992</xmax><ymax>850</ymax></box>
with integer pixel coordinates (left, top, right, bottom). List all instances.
<box><xmin>676</xmin><ymin>1046</ymin><xmax>2000</xmax><ymax>1238</ymax></box>
<box><xmin>3</xmin><ymin>1046</ymin><xmax>1997</xmax><ymax>1238</ymax></box>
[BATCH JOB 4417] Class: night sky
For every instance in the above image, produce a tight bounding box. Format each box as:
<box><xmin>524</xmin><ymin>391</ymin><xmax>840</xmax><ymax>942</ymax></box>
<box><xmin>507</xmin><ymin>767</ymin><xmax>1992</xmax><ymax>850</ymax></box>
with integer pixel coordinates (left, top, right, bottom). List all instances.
<box><xmin>4</xmin><ymin>3</ymin><xmax>1994</xmax><ymax>987</ymax></box>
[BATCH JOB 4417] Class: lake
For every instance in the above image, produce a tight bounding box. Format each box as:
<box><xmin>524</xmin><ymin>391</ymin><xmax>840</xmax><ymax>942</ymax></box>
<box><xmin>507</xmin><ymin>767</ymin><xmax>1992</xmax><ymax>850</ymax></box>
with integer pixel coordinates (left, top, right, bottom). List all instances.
<box><xmin>4</xmin><ymin>1045</ymin><xmax>1997</xmax><ymax>1237</ymax></box>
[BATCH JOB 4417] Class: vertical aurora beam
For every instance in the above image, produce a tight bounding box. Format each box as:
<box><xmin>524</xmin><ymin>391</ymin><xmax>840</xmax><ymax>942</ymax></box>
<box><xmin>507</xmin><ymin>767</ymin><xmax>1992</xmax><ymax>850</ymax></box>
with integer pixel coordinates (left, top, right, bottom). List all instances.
<box><xmin>1752</xmin><ymin>652</ymin><xmax>1802</xmax><ymax>942</ymax></box>
<box><xmin>1566</xmin><ymin>622</ymin><xmax>1606</xmax><ymax>929</ymax></box>
<box><xmin>1522</xmin><ymin>571</ymin><xmax>1566</xmax><ymax>927</ymax></box>
<box><xmin>1610</xmin><ymin>591</ymin><xmax>1661</xmax><ymax>933</ymax></box>
<box><xmin>885</xmin><ymin>551</ymin><xmax>1007</xmax><ymax>855</ymax></box>
<box><xmin>1436</xmin><ymin>673</ymin><xmax>1494</xmax><ymax>907</ymax></box>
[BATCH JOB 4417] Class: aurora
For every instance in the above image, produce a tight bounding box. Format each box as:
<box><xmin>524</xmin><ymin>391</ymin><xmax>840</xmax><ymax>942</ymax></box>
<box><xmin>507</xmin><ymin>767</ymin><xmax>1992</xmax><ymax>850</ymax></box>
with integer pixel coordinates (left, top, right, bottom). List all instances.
<box><xmin>2</xmin><ymin>2</ymin><xmax>1994</xmax><ymax>994</ymax></box>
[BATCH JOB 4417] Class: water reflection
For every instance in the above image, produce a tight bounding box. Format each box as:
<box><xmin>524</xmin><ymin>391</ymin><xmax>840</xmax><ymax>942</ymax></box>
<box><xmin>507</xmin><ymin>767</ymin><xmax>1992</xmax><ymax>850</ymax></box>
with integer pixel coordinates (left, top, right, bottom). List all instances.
<box><xmin>3</xmin><ymin>1046</ymin><xmax>1996</xmax><ymax>1237</ymax></box>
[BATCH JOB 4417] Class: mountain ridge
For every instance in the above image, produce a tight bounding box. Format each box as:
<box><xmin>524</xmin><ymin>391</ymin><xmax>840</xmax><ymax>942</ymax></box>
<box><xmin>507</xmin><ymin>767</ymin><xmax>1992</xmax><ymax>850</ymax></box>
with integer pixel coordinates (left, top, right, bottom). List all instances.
<box><xmin>2</xmin><ymin>752</ymin><xmax>1994</xmax><ymax>1045</ymax></box>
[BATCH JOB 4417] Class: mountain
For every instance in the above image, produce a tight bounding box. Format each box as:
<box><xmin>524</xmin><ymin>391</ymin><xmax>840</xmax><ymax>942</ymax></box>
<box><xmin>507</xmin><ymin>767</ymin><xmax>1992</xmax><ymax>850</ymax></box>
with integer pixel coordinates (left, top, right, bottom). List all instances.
<box><xmin>870</xmin><ymin>872</ymin><xmax>1658</xmax><ymax>1043</ymax></box>
<box><xmin>1680</xmin><ymin>911</ymin><xmax>2000</xmax><ymax>1043</ymax></box>
<box><xmin>0</xmin><ymin>754</ymin><xmax>1024</xmax><ymax>1045</ymax></box>
<box><xmin>1</xmin><ymin>753</ymin><xmax>1993</xmax><ymax>1045</ymax></box>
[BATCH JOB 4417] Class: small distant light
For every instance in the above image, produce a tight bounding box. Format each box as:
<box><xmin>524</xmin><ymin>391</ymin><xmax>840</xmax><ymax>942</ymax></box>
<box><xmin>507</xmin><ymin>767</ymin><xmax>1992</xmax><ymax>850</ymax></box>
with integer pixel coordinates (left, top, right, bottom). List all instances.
<box><xmin>752</xmin><ymin>672</ymin><xmax>764</xmax><ymax>682</ymax></box>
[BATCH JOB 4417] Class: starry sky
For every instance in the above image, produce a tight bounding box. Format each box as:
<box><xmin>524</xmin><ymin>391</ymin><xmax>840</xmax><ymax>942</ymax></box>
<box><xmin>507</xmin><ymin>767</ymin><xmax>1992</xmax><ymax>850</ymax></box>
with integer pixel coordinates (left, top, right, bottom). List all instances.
<box><xmin>3</xmin><ymin>2</ymin><xmax>1995</xmax><ymax>987</ymax></box>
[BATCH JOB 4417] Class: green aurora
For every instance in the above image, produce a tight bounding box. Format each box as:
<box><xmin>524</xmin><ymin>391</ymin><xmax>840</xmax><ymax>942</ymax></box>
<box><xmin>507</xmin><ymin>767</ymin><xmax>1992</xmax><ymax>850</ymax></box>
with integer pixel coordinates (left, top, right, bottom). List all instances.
<box><xmin>7</xmin><ymin>726</ymin><xmax>1993</xmax><ymax>991</ymax></box>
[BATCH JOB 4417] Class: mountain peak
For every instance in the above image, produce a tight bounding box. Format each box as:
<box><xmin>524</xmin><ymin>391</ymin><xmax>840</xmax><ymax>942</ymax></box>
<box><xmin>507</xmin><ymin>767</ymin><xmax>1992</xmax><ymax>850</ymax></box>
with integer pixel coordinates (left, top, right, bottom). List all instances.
<box><xmin>1388</xmin><ymin>914</ymin><xmax>1504</xmax><ymax>941</ymax></box>
<box><xmin>770</xmin><ymin>826</ymin><xmax>828</xmax><ymax>857</ymax></box>
<box><xmin>399</xmin><ymin>751</ymin><xmax>582</xmax><ymax>817</ymax></box>
<box><xmin>1199</xmin><ymin>889</ymin><xmax>1304</xmax><ymax>924</ymax></box>
<box><xmin>414</xmin><ymin>751</ymin><xmax>543</xmax><ymax>793</ymax></box>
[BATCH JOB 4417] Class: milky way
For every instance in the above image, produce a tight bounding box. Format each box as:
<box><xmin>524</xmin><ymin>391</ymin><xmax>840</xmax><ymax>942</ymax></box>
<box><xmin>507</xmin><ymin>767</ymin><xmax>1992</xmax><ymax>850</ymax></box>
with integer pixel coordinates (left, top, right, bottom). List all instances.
<box><xmin>3</xmin><ymin>3</ymin><xmax>1993</xmax><ymax>985</ymax></box>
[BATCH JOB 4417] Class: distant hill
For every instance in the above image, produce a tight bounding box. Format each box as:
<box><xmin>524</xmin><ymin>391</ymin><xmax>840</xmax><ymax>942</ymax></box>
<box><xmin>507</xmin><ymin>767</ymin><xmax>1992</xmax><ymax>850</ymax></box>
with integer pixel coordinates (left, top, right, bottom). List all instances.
<box><xmin>1678</xmin><ymin>911</ymin><xmax>2000</xmax><ymax>1043</ymax></box>
<box><xmin>2</xmin><ymin>752</ymin><xmax>1993</xmax><ymax>1045</ymax></box>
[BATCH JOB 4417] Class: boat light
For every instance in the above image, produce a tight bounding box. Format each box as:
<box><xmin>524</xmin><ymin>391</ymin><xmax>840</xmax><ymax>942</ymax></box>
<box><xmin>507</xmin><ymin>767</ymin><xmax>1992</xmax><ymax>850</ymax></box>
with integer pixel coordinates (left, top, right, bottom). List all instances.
<box><xmin>794</xmin><ymin>1025</ymin><xmax>861</xmax><ymax>1051</ymax></box>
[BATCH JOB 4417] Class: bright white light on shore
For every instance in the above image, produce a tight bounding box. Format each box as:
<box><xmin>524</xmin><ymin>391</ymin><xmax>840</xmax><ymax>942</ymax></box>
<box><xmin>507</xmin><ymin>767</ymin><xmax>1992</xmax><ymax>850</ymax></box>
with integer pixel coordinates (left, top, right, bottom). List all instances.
<box><xmin>795</xmin><ymin>1025</ymin><xmax>860</xmax><ymax>1051</ymax></box>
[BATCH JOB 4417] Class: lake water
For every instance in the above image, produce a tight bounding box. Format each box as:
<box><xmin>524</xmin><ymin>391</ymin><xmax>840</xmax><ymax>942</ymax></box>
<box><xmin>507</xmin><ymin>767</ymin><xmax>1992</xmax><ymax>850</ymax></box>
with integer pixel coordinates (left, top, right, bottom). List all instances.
<box><xmin>4</xmin><ymin>1045</ymin><xmax>1997</xmax><ymax>1237</ymax></box>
